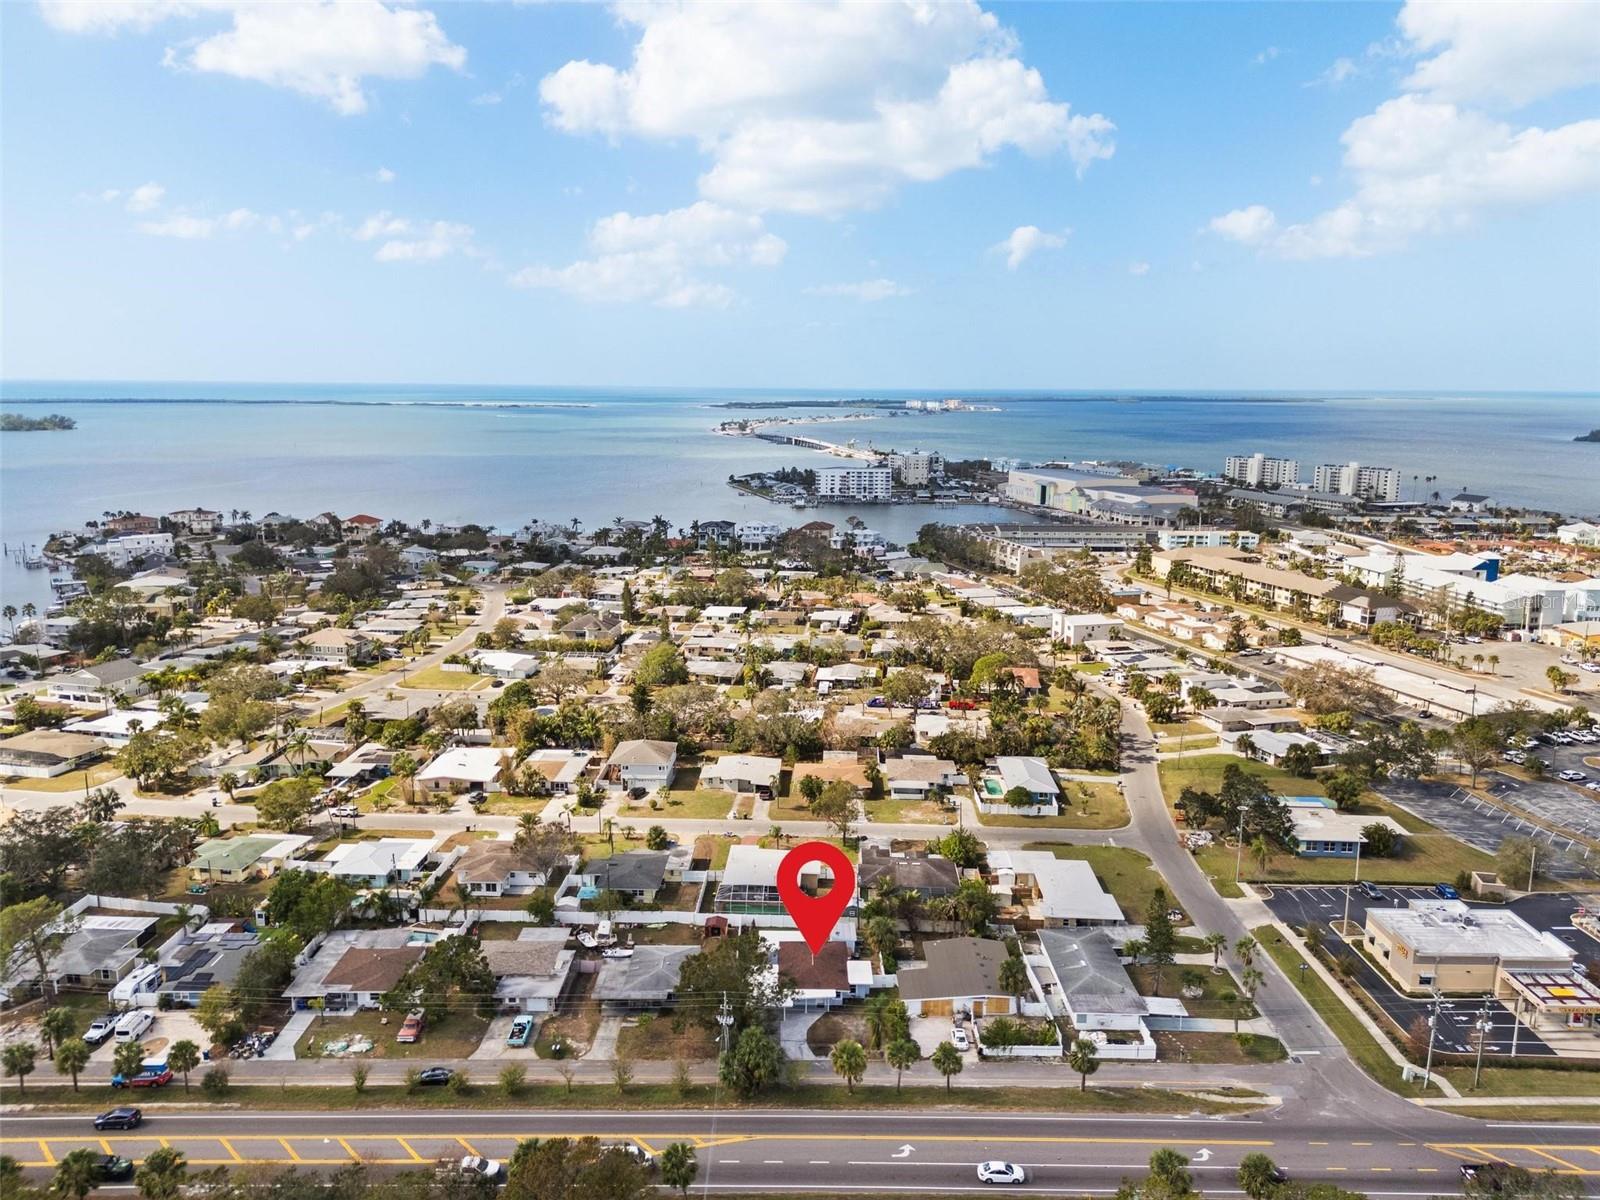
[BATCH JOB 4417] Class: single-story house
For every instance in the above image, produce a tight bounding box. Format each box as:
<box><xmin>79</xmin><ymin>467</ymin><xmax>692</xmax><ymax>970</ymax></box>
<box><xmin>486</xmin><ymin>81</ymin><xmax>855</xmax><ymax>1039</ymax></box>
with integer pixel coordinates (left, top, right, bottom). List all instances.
<box><xmin>978</xmin><ymin>756</ymin><xmax>1060</xmax><ymax>816</ymax></box>
<box><xmin>1287</xmin><ymin>800</ymin><xmax>1407</xmax><ymax>858</ymax></box>
<box><xmin>471</xmin><ymin>650</ymin><xmax>541</xmax><ymax>679</ymax></box>
<box><xmin>881</xmin><ymin>754</ymin><xmax>964</xmax><ymax>801</ymax></box>
<box><xmin>593</xmin><ymin>945</ymin><xmax>697</xmax><ymax>1011</ymax></box>
<box><xmin>416</xmin><ymin>746</ymin><xmax>509</xmax><ymax>794</ymax></box>
<box><xmin>988</xmin><ymin>851</ymin><xmax>1124</xmax><ymax>927</ymax></box>
<box><xmin>814</xmin><ymin>662</ymin><xmax>873</xmax><ymax>692</ymax></box>
<box><xmin>700</xmin><ymin>754</ymin><xmax>782</xmax><ymax>794</ymax></box>
<box><xmin>521</xmin><ymin>748</ymin><xmax>592</xmax><ymax>793</ymax></box>
<box><xmin>306</xmin><ymin>837</ymin><xmax>435</xmax><ymax>888</ymax></box>
<box><xmin>454</xmin><ymin>840</ymin><xmax>566</xmax><ymax>897</ymax></box>
<box><xmin>857</xmin><ymin>845</ymin><xmax>959</xmax><ymax>900</ymax></box>
<box><xmin>483</xmin><ymin>929</ymin><xmax>576</xmax><ymax>1013</ymax></box>
<box><xmin>897</xmin><ymin>937</ymin><xmax>1017</xmax><ymax>1018</ymax></box>
<box><xmin>188</xmin><ymin>834</ymin><xmax>310</xmax><ymax>882</ymax></box>
<box><xmin>0</xmin><ymin>730</ymin><xmax>107</xmax><ymax>779</ymax></box>
<box><xmin>157</xmin><ymin>924</ymin><xmax>261</xmax><ymax>1007</ymax></box>
<box><xmin>284</xmin><ymin>930</ymin><xmax>433</xmax><ymax>1012</ymax></box>
<box><xmin>1239</xmin><ymin>730</ymin><xmax>1336</xmax><ymax>768</ymax></box>
<box><xmin>686</xmin><ymin>659</ymin><xmax>743</xmax><ymax>683</ymax></box>
<box><xmin>773</xmin><ymin>939</ymin><xmax>872</xmax><ymax>1011</ymax></box>
<box><xmin>585</xmin><ymin>850</ymin><xmax>669</xmax><ymax>903</ymax></box>
<box><xmin>790</xmin><ymin>754</ymin><xmax>872</xmax><ymax>792</ymax></box>
<box><xmin>763</xmin><ymin>661</ymin><xmax>813</xmax><ymax>689</ymax></box>
<box><xmin>2</xmin><ymin>913</ymin><xmax>159</xmax><ymax>999</ymax></box>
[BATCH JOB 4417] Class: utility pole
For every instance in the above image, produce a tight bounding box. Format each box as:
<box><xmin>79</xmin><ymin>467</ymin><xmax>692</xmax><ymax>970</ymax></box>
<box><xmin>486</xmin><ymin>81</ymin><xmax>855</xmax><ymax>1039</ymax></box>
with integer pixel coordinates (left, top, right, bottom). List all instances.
<box><xmin>1234</xmin><ymin>808</ymin><xmax>1247</xmax><ymax>885</ymax></box>
<box><xmin>716</xmin><ymin>991</ymin><xmax>734</xmax><ymax>1055</ymax></box>
<box><xmin>1472</xmin><ymin>994</ymin><xmax>1492</xmax><ymax>1090</ymax></box>
<box><xmin>1527</xmin><ymin>844</ymin><xmax>1537</xmax><ymax>893</ymax></box>
<box><xmin>1341</xmin><ymin>838</ymin><xmax>1362</xmax><ymax>936</ymax></box>
<box><xmin>1422</xmin><ymin>988</ymin><xmax>1441</xmax><ymax>1092</ymax></box>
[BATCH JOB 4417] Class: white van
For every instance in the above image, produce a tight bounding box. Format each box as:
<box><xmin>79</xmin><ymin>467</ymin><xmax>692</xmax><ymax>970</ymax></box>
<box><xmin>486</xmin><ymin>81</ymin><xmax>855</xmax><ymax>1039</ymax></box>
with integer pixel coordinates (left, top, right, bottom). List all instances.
<box><xmin>114</xmin><ymin>1011</ymin><xmax>155</xmax><ymax>1043</ymax></box>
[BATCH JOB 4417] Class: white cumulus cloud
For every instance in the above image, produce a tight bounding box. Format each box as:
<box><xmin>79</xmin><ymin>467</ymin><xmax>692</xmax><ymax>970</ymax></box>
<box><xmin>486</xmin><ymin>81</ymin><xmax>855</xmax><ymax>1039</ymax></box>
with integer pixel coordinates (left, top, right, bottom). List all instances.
<box><xmin>509</xmin><ymin>201</ymin><xmax>786</xmax><ymax>307</ymax></box>
<box><xmin>1128</xmin><ymin>260</ymin><xmax>1151</xmax><ymax>276</ymax></box>
<box><xmin>373</xmin><ymin>167</ymin><xmax>396</xmax><ymax>184</ymax></box>
<box><xmin>39</xmin><ymin>0</ymin><xmax>466</xmax><ymax>115</ymax></box>
<box><xmin>804</xmin><ymin>279</ymin><xmax>912</xmax><ymax>302</ymax></box>
<box><xmin>994</xmin><ymin>224</ymin><xmax>1067</xmax><ymax>270</ymax></box>
<box><xmin>124</xmin><ymin>181</ymin><xmax>166</xmax><ymax>212</ymax></box>
<box><xmin>139</xmin><ymin>207</ymin><xmax>260</xmax><ymax>239</ymax></box>
<box><xmin>354</xmin><ymin>210</ymin><xmax>476</xmax><ymax>262</ymax></box>
<box><xmin>1208</xmin><ymin>0</ymin><xmax>1600</xmax><ymax>259</ymax></box>
<box><xmin>537</xmin><ymin>1</ymin><xmax>1113</xmax><ymax>216</ymax></box>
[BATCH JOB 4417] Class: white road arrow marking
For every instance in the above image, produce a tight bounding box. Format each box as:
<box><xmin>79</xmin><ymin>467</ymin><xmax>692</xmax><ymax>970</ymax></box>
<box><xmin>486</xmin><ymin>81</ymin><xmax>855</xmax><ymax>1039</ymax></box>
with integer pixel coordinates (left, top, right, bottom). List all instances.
<box><xmin>1194</xmin><ymin>1149</ymin><xmax>1213</xmax><ymax>1163</ymax></box>
<box><xmin>892</xmin><ymin>1145</ymin><xmax>915</xmax><ymax>1159</ymax></box>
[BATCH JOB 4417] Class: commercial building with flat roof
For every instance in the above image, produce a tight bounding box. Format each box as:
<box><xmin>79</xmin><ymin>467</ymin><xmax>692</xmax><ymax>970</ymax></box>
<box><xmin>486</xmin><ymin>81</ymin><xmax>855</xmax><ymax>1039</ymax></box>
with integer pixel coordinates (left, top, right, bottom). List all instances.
<box><xmin>1363</xmin><ymin>899</ymin><xmax>1573</xmax><ymax>993</ymax></box>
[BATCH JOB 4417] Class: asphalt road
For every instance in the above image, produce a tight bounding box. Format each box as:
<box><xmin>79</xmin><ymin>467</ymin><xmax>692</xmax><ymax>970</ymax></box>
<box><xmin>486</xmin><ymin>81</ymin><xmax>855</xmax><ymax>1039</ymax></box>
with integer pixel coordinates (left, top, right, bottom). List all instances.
<box><xmin>8</xmin><ymin>1107</ymin><xmax>1600</xmax><ymax>1195</ymax></box>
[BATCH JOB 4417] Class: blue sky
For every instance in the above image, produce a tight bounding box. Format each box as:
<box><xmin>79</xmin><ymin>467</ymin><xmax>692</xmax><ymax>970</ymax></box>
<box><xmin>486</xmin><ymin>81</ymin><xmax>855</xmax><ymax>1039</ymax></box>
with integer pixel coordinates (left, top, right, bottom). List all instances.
<box><xmin>2</xmin><ymin>0</ymin><xmax>1597</xmax><ymax>390</ymax></box>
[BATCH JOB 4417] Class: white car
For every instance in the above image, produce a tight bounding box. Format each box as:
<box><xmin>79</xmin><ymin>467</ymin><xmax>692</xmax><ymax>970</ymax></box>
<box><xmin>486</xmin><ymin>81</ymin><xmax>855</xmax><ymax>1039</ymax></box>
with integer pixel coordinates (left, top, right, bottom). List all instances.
<box><xmin>453</xmin><ymin>1156</ymin><xmax>503</xmax><ymax>1182</ymax></box>
<box><xmin>1557</xmin><ymin>770</ymin><xmax>1589</xmax><ymax>783</ymax></box>
<box><xmin>1581</xmin><ymin>662</ymin><xmax>1600</xmax><ymax>674</ymax></box>
<box><xmin>950</xmin><ymin>1027</ymin><xmax>970</xmax><ymax>1052</ymax></box>
<box><xmin>331</xmin><ymin>805</ymin><xmax>360</xmax><ymax>818</ymax></box>
<box><xmin>978</xmin><ymin>1161</ymin><xmax>1027</xmax><ymax>1184</ymax></box>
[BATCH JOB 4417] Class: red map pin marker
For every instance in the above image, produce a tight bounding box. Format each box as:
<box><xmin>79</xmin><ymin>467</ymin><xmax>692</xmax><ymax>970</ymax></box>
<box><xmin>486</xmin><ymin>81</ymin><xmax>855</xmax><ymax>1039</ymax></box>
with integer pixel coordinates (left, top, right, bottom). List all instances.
<box><xmin>777</xmin><ymin>841</ymin><xmax>856</xmax><ymax>954</ymax></box>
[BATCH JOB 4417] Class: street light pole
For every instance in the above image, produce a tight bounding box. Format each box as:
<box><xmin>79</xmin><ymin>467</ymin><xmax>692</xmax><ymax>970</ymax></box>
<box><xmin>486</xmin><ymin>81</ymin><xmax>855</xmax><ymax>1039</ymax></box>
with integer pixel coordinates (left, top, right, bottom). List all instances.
<box><xmin>1234</xmin><ymin>808</ymin><xmax>1247</xmax><ymax>885</ymax></box>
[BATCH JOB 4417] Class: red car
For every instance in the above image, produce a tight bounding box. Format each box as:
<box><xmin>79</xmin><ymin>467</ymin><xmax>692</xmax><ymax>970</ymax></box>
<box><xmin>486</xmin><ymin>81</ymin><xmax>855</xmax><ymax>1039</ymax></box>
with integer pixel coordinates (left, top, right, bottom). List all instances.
<box><xmin>118</xmin><ymin>1069</ymin><xmax>173</xmax><ymax>1089</ymax></box>
<box><xmin>948</xmin><ymin>699</ymin><xmax>977</xmax><ymax>710</ymax></box>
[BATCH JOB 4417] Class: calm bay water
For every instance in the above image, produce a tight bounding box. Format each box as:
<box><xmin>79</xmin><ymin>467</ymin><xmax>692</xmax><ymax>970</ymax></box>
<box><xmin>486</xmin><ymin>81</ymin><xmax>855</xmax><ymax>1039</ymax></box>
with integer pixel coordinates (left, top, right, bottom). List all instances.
<box><xmin>2</xmin><ymin>382</ymin><xmax>1596</xmax><ymax>611</ymax></box>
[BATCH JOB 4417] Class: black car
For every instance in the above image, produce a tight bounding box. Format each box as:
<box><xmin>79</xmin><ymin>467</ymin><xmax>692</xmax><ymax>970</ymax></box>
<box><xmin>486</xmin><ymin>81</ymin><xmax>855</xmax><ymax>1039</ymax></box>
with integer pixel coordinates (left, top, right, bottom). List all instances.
<box><xmin>1358</xmin><ymin>880</ymin><xmax>1385</xmax><ymax>900</ymax></box>
<box><xmin>94</xmin><ymin>1155</ymin><xmax>135</xmax><ymax>1182</ymax></box>
<box><xmin>416</xmin><ymin>1067</ymin><xmax>454</xmax><ymax>1086</ymax></box>
<box><xmin>93</xmin><ymin>1107</ymin><xmax>143</xmax><ymax>1131</ymax></box>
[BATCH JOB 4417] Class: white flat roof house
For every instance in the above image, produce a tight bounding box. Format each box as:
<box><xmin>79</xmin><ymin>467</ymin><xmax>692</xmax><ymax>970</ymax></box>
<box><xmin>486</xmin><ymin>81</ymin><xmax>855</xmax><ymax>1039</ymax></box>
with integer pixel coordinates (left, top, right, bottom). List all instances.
<box><xmin>1051</xmin><ymin>613</ymin><xmax>1124</xmax><ymax>645</ymax></box>
<box><xmin>988</xmin><ymin>850</ymin><xmax>1124</xmax><ymax>926</ymax></box>
<box><xmin>417</xmin><ymin>747</ymin><xmax>509</xmax><ymax>794</ymax></box>
<box><xmin>522</xmin><ymin>748</ymin><xmax>593</xmax><ymax>793</ymax></box>
<box><xmin>310</xmin><ymin>838</ymin><xmax>436</xmax><ymax>888</ymax></box>
<box><xmin>471</xmin><ymin>650</ymin><xmax>541</xmax><ymax>678</ymax></box>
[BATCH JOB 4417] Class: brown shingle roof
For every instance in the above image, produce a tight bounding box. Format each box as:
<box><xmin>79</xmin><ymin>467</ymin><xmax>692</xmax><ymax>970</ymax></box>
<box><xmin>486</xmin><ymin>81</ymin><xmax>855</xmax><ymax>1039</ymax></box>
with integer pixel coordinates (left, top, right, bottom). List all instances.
<box><xmin>322</xmin><ymin>946</ymin><xmax>423</xmax><ymax>993</ymax></box>
<box><xmin>777</xmin><ymin>941</ymin><xmax>849</xmax><ymax>991</ymax></box>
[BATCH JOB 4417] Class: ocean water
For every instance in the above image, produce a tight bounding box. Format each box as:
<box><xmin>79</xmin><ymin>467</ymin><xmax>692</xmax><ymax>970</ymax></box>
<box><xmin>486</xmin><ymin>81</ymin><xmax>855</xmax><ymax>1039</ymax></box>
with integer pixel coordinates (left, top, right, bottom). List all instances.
<box><xmin>1</xmin><ymin>383</ymin><xmax>1595</xmax><ymax>611</ymax></box>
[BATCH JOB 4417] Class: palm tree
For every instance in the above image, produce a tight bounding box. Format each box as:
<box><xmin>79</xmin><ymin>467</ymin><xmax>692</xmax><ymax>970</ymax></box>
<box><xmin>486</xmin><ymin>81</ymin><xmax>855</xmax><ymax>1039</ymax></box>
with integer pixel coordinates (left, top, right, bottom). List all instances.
<box><xmin>931</xmin><ymin>1040</ymin><xmax>963</xmax><ymax>1092</ymax></box>
<box><xmin>1234</xmin><ymin>935</ymin><xmax>1257</xmax><ymax>967</ymax></box>
<box><xmin>999</xmin><ymin>954</ymin><xmax>1029</xmax><ymax>1005</ymax></box>
<box><xmin>1203</xmin><ymin>932</ymin><xmax>1228</xmax><ymax>974</ymax></box>
<box><xmin>885</xmin><ymin>1037</ymin><xmax>920</xmax><ymax>1092</ymax></box>
<box><xmin>38</xmin><ymin>1007</ymin><xmax>75</xmax><ymax>1060</ymax></box>
<box><xmin>167</xmin><ymin>1040</ymin><xmax>201</xmax><ymax>1091</ymax></box>
<box><xmin>135</xmin><ymin>1146</ymin><xmax>187</xmax><ymax>1200</ymax></box>
<box><xmin>1221</xmin><ymin>989</ymin><xmax>1242</xmax><ymax>1033</ymax></box>
<box><xmin>829</xmin><ymin>1038</ymin><xmax>867</xmax><ymax>1093</ymax></box>
<box><xmin>52</xmin><ymin>1149</ymin><xmax>103</xmax><ymax>1200</ymax></box>
<box><xmin>863</xmin><ymin>915</ymin><xmax>899</xmax><ymax>970</ymax></box>
<box><xmin>1241</xmin><ymin>967</ymin><xmax>1264</xmax><ymax>1000</ymax></box>
<box><xmin>514</xmin><ymin>812</ymin><xmax>541</xmax><ymax>847</ymax></box>
<box><xmin>218</xmin><ymin>772</ymin><xmax>239</xmax><ymax>804</ymax></box>
<box><xmin>54</xmin><ymin>1038</ymin><xmax>90</xmax><ymax>1091</ymax></box>
<box><xmin>1122</xmin><ymin>937</ymin><xmax>1146</xmax><ymax>966</ymax></box>
<box><xmin>1067</xmin><ymin>1036</ymin><xmax>1099</xmax><ymax>1091</ymax></box>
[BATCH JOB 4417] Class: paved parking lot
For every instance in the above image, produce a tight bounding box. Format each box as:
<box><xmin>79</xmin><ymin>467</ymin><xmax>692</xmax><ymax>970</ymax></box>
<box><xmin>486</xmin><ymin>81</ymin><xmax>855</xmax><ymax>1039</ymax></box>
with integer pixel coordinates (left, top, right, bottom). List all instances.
<box><xmin>1481</xmin><ymin>770</ymin><xmax>1600</xmax><ymax>842</ymax></box>
<box><xmin>1261</xmin><ymin>884</ymin><xmax>1600</xmax><ymax>1059</ymax></box>
<box><xmin>1376</xmin><ymin>778</ymin><xmax>1598</xmax><ymax>880</ymax></box>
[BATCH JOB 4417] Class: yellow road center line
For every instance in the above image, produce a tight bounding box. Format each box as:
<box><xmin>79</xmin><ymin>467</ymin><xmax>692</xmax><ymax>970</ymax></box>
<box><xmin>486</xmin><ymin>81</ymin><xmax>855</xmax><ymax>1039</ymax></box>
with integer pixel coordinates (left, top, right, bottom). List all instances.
<box><xmin>279</xmin><ymin>1138</ymin><xmax>302</xmax><ymax>1163</ymax></box>
<box><xmin>457</xmin><ymin>1137</ymin><xmax>478</xmax><ymax>1156</ymax></box>
<box><xmin>221</xmin><ymin>1138</ymin><xmax>243</xmax><ymax>1163</ymax></box>
<box><xmin>1417</xmin><ymin>1168</ymin><xmax>1439</xmax><ymax>1173</ymax></box>
<box><xmin>635</xmin><ymin>1138</ymin><xmax>660</xmax><ymax>1154</ymax></box>
<box><xmin>37</xmin><ymin>1140</ymin><xmax>54</xmax><ymax>1166</ymax></box>
<box><xmin>1372</xmin><ymin>1166</ymin><xmax>1392</xmax><ymax>1172</ymax></box>
<box><xmin>1326</xmin><ymin>1166</ymin><xmax>1347</xmax><ymax>1172</ymax></box>
<box><xmin>397</xmin><ymin>1138</ymin><xmax>423</xmax><ymax>1163</ymax></box>
<box><xmin>99</xmin><ymin>1138</ymin><xmax>114</xmax><ymax>1155</ymax></box>
<box><xmin>338</xmin><ymin>1138</ymin><xmax>360</xmax><ymax>1162</ymax></box>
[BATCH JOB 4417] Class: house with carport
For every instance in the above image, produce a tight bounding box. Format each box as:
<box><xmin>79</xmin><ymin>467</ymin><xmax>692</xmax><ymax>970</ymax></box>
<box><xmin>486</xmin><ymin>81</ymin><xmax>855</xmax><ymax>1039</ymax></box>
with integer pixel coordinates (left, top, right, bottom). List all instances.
<box><xmin>896</xmin><ymin>937</ymin><xmax>1017</xmax><ymax>1018</ymax></box>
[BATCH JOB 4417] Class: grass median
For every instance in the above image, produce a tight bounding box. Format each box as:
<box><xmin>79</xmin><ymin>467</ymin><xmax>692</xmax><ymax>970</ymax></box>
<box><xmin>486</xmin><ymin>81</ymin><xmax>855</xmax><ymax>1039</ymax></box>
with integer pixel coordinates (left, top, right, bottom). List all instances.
<box><xmin>0</xmin><ymin>1080</ymin><xmax>1265</xmax><ymax>1116</ymax></box>
<box><xmin>1251</xmin><ymin>924</ymin><xmax>1425</xmax><ymax>1099</ymax></box>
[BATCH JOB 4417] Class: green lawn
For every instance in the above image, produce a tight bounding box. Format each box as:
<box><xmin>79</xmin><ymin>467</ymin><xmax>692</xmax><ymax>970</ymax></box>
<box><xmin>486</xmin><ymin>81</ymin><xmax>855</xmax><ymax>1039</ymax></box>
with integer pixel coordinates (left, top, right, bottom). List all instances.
<box><xmin>1439</xmin><ymin>1067</ymin><xmax>1600</xmax><ymax>1097</ymax></box>
<box><xmin>1128</xmin><ymin>964</ymin><xmax>1256</xmax><ymax>1019</ymax></box>
<box><xmin>396</xmin><ymin>664</ymin><xmax>492</xmax><ymax>691</ymax></box>
<box><xmin>621</xmin><ymin>790</ymin><xmax>735</xmax><ymax>820</ymax></box>
<box><xmin>862</xmin><ymin>796</ymin><xmax>956</xmax><ymax>825</ymax></box>
<box><xmin>2</xmin><ymin>762</ymin><xmax>122</xmax><ymax>792</ymax></box>
<box><xmin>1027</xmin><ymin>844</ymin><xmax>1177</xmax><ymax>922</ymax></box>
<box><xmin>297</xmin><ymin>1010</ymin><xmax>492</xmax><ymax>1061</ymax></box>
<box><xmin>1157</xmin><ymin>753</ymin><xmax>1326</xmax><ymax>806</ymax></box>
<box><xmin>1151</xmin><ymin>1031</ymin><xmax>1287</xmax><ymax>1065</ymax></box>
<box><xmin>978</xmin><ymin>781</ymin><xmax>1127</xmax><ymax>830</ymax></box>
<box><xmin>1252</xmin><ymin>924</ymin><xmax>1425</xmax><ymax>1098</ymax></box>
<box><xmin>478</xmin><ymin>794</ymin><xmax>553</xmax><ymax>817</ymax></box>
<box><xmin>1152</xmin><ymin>721</ymin><xmax>1212</xmax><ymax>738</ymax></box>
